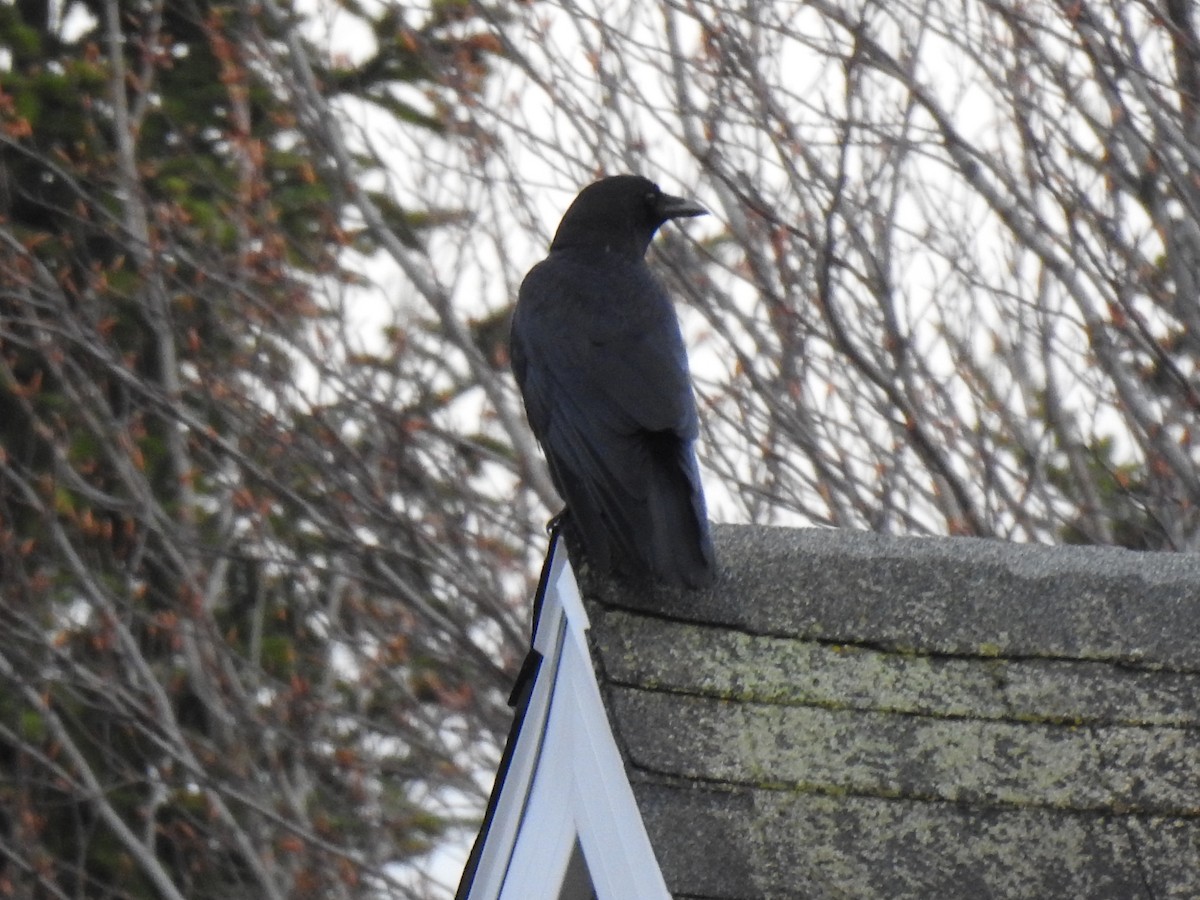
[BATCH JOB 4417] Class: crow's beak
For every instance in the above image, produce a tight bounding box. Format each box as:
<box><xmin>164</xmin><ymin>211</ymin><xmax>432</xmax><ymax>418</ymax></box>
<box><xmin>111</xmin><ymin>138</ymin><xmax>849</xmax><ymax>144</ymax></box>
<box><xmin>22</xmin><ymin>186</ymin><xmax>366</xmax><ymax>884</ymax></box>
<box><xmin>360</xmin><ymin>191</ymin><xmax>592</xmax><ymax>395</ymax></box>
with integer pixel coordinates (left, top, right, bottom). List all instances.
<box><xmin>657</xmin><ymin>193</ymin><xmax>709</xmax><ymax>220</ymax></box>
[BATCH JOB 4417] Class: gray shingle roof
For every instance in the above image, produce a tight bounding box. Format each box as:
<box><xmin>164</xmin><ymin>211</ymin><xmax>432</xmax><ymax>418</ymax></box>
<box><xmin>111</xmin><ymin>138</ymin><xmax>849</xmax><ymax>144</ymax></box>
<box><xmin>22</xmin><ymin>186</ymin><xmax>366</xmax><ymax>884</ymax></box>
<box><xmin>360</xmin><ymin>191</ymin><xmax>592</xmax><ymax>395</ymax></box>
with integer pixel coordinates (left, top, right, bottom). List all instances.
<box><xmin>581</xmin><ymin>524</ymin><xmax>1200</xmax><ymax>899</ymax></box>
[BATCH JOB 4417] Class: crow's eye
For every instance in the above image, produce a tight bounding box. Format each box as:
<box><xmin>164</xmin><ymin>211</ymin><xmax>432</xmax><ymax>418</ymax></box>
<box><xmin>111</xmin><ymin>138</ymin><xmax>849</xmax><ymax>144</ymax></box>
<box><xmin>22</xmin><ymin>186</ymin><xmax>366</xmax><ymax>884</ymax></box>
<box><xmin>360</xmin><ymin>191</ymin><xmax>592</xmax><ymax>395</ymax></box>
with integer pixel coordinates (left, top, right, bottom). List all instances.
<box><xmin>644</xmin><ymin>190</ymin><xmax>659</xmax><ymax>205</ymax></box>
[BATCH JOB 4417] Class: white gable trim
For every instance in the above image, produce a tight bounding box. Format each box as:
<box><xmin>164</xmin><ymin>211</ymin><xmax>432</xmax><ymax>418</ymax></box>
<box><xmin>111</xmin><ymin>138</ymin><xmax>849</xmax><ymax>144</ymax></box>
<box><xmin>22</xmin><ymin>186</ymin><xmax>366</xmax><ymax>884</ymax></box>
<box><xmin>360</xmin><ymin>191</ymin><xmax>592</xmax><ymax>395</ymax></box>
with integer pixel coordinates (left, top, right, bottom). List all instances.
<box><xmin>459</xmin><ymin>538</ymin><xmax>670</xmax><ymax>900</ymax></box>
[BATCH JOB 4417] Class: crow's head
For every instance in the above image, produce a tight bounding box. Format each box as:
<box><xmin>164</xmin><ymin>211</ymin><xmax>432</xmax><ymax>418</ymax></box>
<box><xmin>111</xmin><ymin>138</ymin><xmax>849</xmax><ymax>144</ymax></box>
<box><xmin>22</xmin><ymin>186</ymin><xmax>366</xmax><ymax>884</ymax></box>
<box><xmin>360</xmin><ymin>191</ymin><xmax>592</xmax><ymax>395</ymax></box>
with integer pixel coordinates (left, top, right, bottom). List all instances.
<box><xmin>549</xmin><ymin>174</ymin><xmax>707</xmax><ymax>258</ymax></box>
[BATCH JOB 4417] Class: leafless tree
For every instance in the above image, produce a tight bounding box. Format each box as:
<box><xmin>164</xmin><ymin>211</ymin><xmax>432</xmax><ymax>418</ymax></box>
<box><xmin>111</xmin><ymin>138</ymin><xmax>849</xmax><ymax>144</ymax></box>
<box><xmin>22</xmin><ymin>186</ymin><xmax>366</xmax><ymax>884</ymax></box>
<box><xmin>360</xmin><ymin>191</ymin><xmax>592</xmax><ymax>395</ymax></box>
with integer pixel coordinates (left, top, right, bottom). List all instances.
<box><xmin>0</xmin><ymin>1</ymin><xmax>534</xmax><ymax>896</ymax></box>
<box><xmin>464</xmin><ymin>0</ymin><xmax>1200</xmax><ymax>550</ymax></box>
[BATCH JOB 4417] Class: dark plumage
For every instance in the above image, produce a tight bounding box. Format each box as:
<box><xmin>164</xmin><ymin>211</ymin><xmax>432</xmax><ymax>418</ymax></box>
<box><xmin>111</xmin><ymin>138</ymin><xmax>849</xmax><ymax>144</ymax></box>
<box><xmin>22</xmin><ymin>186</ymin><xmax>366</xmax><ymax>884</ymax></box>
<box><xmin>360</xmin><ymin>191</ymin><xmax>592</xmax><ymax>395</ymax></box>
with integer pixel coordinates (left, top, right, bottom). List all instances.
<box><xmin>511</xmin><ymin>175</ymin><xmax>716</xmax><ymax>588</ymax></box>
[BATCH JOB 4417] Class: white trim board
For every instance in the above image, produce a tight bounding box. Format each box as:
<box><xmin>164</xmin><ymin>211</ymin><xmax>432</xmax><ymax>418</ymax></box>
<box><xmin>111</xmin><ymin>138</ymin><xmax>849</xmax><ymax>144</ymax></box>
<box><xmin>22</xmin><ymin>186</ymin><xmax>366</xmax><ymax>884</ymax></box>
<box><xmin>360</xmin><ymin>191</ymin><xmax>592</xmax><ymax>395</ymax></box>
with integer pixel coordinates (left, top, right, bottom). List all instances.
<box><xmin>461</xmin><ymin>538</ymin><xmax>670</xmax><ymax>900</ymax></box>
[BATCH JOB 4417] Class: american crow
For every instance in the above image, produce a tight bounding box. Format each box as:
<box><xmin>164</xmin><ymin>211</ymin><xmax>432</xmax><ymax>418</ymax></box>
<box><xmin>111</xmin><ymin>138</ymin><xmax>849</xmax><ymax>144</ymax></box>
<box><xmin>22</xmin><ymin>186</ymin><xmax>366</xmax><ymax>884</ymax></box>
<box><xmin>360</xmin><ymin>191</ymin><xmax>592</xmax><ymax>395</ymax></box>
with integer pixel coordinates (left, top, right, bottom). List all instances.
<box><xmin>511</xmin><ymin>175</ymin><xmax>716</xmax><ymax>588</ymax></box>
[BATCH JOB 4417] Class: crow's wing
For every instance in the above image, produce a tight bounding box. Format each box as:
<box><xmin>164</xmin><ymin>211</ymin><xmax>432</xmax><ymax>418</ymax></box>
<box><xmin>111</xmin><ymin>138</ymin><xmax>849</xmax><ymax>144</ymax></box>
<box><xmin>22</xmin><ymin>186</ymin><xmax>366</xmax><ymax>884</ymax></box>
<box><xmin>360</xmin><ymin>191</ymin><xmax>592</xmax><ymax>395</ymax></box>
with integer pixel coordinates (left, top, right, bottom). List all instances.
<box><xmin>513</xmin><ymin>253</ymin><xmax>696</xmax><ymax>436</ymax></box>
<box><xmin>511</xmin><ymin>251</ymin><xmax>713</xmax><ymax>585</ymax></box>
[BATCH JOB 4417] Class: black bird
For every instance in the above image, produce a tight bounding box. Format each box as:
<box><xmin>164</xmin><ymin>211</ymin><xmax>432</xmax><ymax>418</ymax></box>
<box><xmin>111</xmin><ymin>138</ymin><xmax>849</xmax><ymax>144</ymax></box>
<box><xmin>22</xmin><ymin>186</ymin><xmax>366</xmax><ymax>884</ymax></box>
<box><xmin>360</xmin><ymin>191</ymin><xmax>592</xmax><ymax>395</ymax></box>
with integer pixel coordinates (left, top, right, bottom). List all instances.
<box><xmin>511</xmin><ymin>175</ymin><xmax>716</xmax><ymax>588</ymax></box>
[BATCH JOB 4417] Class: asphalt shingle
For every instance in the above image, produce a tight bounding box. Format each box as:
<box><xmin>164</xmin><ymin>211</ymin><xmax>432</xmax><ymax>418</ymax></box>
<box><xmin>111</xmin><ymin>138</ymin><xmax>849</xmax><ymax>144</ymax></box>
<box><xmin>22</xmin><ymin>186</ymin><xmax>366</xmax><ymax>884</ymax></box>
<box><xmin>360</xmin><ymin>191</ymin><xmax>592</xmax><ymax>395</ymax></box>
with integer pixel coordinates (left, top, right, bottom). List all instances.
<box><xmin>581</xmin><ymin>525</ymin><xmax>1200</xmax><ymax>899</ymax></box>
